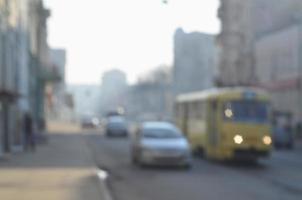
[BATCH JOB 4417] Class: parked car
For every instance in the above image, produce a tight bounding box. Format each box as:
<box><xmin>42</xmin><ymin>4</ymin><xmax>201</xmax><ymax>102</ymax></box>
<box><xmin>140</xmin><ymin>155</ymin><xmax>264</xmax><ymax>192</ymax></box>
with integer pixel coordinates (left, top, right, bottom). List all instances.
<box><xmin>272</xmin><ymin>111</ymin><xmax>294</xmax><ymax>149</ymax></box>
<box><xmin>273</xmin><ymin>125</ymin><xmax>294</xmax><ymax>149</ymax></box>
<box><xmin>131</xmin><ymin>122</ymin><xmax>192</xmax><ymax>168</ymax></box>
<box><xmin>105</xmin><ymin>117</ymin><xmax>128</xmax><ymax>137</ymax></box>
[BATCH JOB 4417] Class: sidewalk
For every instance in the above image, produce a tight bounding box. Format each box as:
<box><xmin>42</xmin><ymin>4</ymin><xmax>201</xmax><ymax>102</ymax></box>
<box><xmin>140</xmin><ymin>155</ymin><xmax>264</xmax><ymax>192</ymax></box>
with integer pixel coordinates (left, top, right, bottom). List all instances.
<box><xmin>0</xmin><ymin>122</ymin><xmax>103</xmax><ymax>200</ymax></box>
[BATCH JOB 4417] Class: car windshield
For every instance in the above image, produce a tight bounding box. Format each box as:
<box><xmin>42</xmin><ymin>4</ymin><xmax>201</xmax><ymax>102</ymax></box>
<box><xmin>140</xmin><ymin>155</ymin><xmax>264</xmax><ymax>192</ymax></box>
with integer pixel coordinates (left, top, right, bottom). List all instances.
<box><xmin>108</xmin><ymin>121</ymin><xmax>126</xmax><ymax>127</ymax></box>
<box><xmin>142</xmin><ymin>127</ymin><xmax>183</xmax><ymax>139</ymax></box>
<box><xmin>223</xmin><ymin>101</ymin><xmax>269</xmax><ymax>123</ymax></box>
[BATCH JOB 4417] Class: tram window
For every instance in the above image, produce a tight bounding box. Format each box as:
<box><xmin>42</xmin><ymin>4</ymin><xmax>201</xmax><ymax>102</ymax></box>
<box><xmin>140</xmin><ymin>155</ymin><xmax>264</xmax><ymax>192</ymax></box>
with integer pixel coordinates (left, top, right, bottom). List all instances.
<box><xmin>223</xmin><ymin>101</ymin><xmax>269</xmax><ymax>123</ymax></box>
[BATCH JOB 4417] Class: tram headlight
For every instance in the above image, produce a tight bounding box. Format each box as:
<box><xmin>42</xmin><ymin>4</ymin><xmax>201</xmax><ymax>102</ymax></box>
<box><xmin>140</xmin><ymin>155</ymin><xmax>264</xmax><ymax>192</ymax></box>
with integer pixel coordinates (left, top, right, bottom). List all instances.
<box><xmin>233</xmin><ymin>135</ymin><xmax>243</xmax><ymax>144</ymax></box>
<box><xmin>263</xmin><ymin>136</ymin><xmax>272</xmax><ymax>145</ymax></box>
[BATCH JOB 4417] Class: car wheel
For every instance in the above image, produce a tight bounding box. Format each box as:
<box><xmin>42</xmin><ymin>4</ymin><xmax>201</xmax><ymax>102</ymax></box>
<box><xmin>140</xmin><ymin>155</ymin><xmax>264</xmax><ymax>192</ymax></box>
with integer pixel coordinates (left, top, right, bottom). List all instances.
<box><xmin>131</xmin><ymin>155</ymin><xmax>137</xmax><ymax>164</ymax></box>
<box><xmin>192</xmin><ymin>147</ymin><xmax>204</xmax><ymax>157</ymax></box>
<box><xmin>181</xmin><ymin>163</ymin><xmax>192</xmax><ymax>170</ymax></box>
<box><xmin>192</xmin><ymin>148</ymin><xmax>199</xmax><ymax>157</ymax></box>
<box><xmin>136</xmin><ymin>153</ymin><xmax>146</xmax><ymax>168</ymax></box>
<box><xmin>131</xmin><ymin>151</ymin><xmax>138</xmax><ymax>164</ymax></box>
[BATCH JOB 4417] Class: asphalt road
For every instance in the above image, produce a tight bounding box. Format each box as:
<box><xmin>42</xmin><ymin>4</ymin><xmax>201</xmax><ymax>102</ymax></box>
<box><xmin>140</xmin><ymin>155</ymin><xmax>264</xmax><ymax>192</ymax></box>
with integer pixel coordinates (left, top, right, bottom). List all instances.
<box><xmin>86</xmin><ymin>131</ymin><xmax>302</xmax><ymax>200</ymax></box>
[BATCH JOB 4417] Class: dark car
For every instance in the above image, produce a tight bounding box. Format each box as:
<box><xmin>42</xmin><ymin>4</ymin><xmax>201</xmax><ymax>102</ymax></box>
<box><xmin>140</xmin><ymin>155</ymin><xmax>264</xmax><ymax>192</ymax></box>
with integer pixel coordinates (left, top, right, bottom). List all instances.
<box><xmin>273</xmin><ymin>125</ymin><xmax>294</xmax><ymax>149</ymax></box>
<box><xmin>272</xmin><ymin>111</ymin><xmax>294</xmax><ymax>149</ymax></box>
<box><xmin>81</xmin><ymin>117</ymin><xmax>100</xmax><ymax>129</ymax></box>
<box><xmin>105</xmin><ymin>117</ymin><xmax>128</xmax><ymax>137</ymax></box>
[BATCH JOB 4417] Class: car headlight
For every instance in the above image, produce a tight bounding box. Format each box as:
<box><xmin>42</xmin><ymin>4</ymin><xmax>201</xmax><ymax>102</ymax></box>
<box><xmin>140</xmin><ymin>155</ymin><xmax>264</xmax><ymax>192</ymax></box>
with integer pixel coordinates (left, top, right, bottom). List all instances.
<box><xmin>234</xmin><ymin>135</ymin><xmax>243</xmax><ymax>144</ymax></box>
<box><xmin>263</xmin><ymin>136</ymin><xmax>272</xmax><ymax>145</ymax></box>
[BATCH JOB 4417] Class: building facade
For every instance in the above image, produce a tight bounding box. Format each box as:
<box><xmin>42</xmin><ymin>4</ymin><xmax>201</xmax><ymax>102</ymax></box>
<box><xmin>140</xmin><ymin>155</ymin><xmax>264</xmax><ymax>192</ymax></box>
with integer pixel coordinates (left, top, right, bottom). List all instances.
<box><xmin>173</xmin><ymin>28</ymin><xmax>217</xmax><ymax>95</ymax></box>
<box><xmin>217</xmin><ymin>0</ymin><xmax>254</xmax><ymax>86</ymax></box>
<box><xmin>126</xmin><ymin>66</ymin><xmax>173</xmax><ymax>122</ymax></box>
<box><xmin>218</xmin><ymin>0</ymin><xmax>302</xmax><ymax>122</ymax></box>
<box><xmin>218</xmin><ymin>0</ymin><xmax>302</xmax><ymax>86</ymax></box>
<box><xmin>100</xmin><ymin>69</ymin><xmax>128</xmax><ymax>115</ymax></box>
<box><xmin>0</xmin><ymin>0</ymin><xmax>16</xmax><ymax>153</ymax></box>
<box><xmin>46</xmin><ymin>48</ymin><xmax>68</xmax><ymax>121</ymax></box>
<box><xmin>254</xmin><ymin>24</ymin><xmax>302</xmax><ymax>122</ymax></box>
<box><xmin>0</xmin><ymin>0</ymin><xmax>55</xmax><ymax>155</ymax></box>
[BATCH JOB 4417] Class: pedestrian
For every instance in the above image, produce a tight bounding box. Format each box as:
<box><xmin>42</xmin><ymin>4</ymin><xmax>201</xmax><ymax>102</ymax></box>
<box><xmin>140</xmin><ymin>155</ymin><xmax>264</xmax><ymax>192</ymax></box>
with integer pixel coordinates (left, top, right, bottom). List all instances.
<box><xmin>24</xmin><ymin>113</ymin><xmax>35</xmax><ymax>152</ymax></box>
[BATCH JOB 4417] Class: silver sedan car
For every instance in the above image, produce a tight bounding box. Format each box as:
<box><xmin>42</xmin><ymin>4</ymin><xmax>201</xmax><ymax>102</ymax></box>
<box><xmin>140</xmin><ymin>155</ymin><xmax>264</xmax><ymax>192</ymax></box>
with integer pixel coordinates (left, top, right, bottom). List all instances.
<box><xmin>131</xmin><ymin>122</ymin><xmax>192</xmax><ymax>168</ymax></box>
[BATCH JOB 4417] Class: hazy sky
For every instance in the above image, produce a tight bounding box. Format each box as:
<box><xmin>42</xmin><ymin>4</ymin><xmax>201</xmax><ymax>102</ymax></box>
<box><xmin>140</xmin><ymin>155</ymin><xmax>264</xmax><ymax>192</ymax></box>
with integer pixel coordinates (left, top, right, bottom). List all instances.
<box><xmin>45</xmin><ymin>0</ymin><xmax>220</xmax><ymax>84</ymax></box>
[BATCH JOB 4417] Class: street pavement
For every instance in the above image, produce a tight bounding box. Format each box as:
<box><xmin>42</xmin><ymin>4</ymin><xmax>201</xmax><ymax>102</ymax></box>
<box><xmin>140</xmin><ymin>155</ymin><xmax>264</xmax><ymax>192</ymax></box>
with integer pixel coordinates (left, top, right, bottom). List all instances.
<box><xmin>0</xmin><ymin>123</ymin><xmax>301</xmax><ymax>200</ymax></box>
<box><xmin>0</xmin><ymin>123</ymin><xmax>104</xmax><ymax>200</ymax></box>
<box><xmin>87</xmin><ymin>130</ymin><xmax>302</xmax><ymax>200</ymax></box>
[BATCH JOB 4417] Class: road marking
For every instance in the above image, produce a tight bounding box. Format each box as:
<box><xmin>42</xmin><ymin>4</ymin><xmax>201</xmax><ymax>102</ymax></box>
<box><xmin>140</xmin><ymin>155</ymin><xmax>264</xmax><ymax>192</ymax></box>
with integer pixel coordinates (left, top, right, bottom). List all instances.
<box><xmin>96</xmin><ymin>169</ymin><xmax>114</xmax><ymax>200</ymax></box>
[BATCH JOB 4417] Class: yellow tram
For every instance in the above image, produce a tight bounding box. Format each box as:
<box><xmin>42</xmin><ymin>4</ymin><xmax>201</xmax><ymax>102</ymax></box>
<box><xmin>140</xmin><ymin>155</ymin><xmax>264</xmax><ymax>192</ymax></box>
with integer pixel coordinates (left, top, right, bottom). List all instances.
<box><xmin>175</xmin><ymin>88</ymin><xmax>272</xmax><ymax>161</ymax></box>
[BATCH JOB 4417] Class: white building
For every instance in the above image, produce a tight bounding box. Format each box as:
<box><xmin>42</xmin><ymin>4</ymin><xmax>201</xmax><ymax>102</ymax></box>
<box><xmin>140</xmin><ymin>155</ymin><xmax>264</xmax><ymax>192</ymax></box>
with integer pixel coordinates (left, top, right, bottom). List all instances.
<box><xmin>100</xmin><ymin>69</ymin><xmax>128</xmax><ymax>114</ymax></box>
<box><xmin>67</xmin><ymin>84</ymin><xmax>102</xmax><ymax>120</ymax></box>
